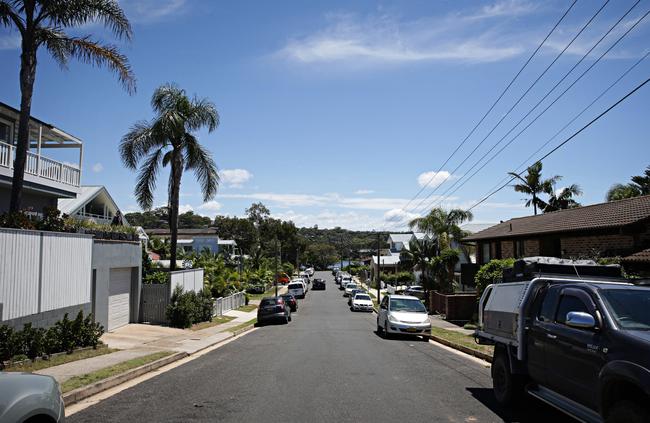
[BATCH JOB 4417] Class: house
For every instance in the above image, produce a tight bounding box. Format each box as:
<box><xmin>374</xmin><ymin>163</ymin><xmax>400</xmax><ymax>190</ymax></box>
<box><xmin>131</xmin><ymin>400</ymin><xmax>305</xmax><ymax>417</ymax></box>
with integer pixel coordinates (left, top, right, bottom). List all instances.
<box><xmin>145</xmin><ymin>227</ymin><xmax>237</xmax><ymax>255</ymax></box>
<box><xmin>370</xmin><ymin>232</ymin><xmax>430</xmax><ymax>280</ymax></box>
<box><xmin>463</xmin><ymin>196</ymin><xmax>650</xmax><ymax>264</ymax></box>
<box><xmin>621</xmin><ymin>248</ymin><xmax>650</xmax><ymax>277</ymax></box>
<box><xmin>58</xmin><ymin>185</ymin><xmax>127</xmax><ymax>225</ymax></box>
<box><xmin>0</xmin><ymin>101</ymin><xmax>82</xmax><ymax>213</ymax></box>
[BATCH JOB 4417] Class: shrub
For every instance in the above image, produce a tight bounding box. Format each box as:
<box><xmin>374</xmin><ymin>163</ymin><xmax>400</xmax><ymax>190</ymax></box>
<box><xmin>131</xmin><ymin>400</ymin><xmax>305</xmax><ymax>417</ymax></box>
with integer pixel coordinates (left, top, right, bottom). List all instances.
<box><xmin>0</xmin><ymin>325</ymin><xmax>18</xmax><ymax>364</ymax></box>
<box><xmin>196</xmin><ymin>288</ymin><xmax>214</xmax><ymax>323</ymax></box>
<box><xmin>143</xmin><ymin>271</ymin><xmax>169</xmax><ymax>284</ymax></box>
<box><xmin>19</xmin><ymin>323</ymin><xmax>46</xmax><ymax>360</ymax></box>
<box><xmin>0</xmin><ymin>211</ymin><xmax>37</xmax><ymax>229</ymax></box>
<box><xmin>36</xmin><ymin>207</ymin><xmax>68</xmax><ymax>232</ymax></box>
<box><xmin>167</xmin><ymin>286</ymin><xmax>196</xmax><ymax>328</ymax></box>
<box><xmin>53</xmin><ymin>313</ymin><xmax>77</xmax><ymax>353</ymax></box>
<box><xmin>474</xmin><ymin>258</ymin><xmax>516</xmax><ymax>300</ymax></box>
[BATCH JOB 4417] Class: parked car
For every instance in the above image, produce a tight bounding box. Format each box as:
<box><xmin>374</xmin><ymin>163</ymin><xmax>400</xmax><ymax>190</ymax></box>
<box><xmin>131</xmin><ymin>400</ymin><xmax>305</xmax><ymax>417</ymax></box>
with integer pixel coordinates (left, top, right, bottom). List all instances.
<box><xmin>351</xmin><ymin>293</ymin><xmax>374</xmax><ymax>312</ymax></box>
<box><xmin>277</xmin><ymin>273</ymin><xmax>291</xmax><ymax>284</ymax></box>
<box><xmin>343</xmin><ymin>282</ymin><xmax>358</xmax><ymax>297</ymax></box>
<box><xmin>0</xmin><ymin>372</ymin><xmax>65</xmax><ymax>422</ymax></box>
<box><xmin>257</xmin><ymin>297</ymin><xmax>291</xmax><ymax>324</ymax></box>
<box><xmin>404</xmin><ymin>285</ymin><xmax>425</xmax><ymax>299</ymax></box>
<box><xmin>332</xmin><ymin>266</ymin><xmax>340</xmax><ymax>276</ymax></box>
<box><xmin>475</xmin><ymin>258</ymin><xmax>650</xmax><ymax>423</ymax></box>
<box><xmin>312</xmin><ymin>279</ymin><xmax>326</xmax><ymax>290</ymax></box>
<box><xmin>287</xmin><ymin>281</ymin><xmax>306</xmax><ymax>299</ymax></box>
<box><xmin>280</xmin><ymin>294</ymin><xmax>298</xmax><ymax>312</ymax></box>
<box><xmin>347</xmin><ymin>288</ymin><xmax>365</xmax><ymax>305</ymax></box>
<box><xmin>377</xmin><ymin>295</ymin><xmax>431</xmax><ymax>338</ymax></box>
<box><xmin>246</xmin><ymin>284</ymin><xmax>266</xmax><ymax>294</ymax></box>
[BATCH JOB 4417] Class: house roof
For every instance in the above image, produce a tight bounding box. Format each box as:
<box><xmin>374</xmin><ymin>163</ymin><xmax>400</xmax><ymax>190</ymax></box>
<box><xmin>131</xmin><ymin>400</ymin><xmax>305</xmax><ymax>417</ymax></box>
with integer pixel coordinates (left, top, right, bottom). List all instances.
<box><xmin>57</xmin><ymin>185</ymin><xmax>127</xmax><ymax>224</ymax></box>
<box><xmin>146</xmin><ymin>228</ymin><xmax>218</xmax><ymax>236</ymax></box>
<box><xmin>388</xmin><ymin>233</ymin><xmax>413</xmax><ymax>245</ymax></box>
<box><xmin>622</xmin><ymin>248</ymin><xmax>650</xmax><ymax>264</ymax></box>
<box><xmin>464</xmin><ymin>196</ymin><xmax>650</xmax><ymax>242</ymax></box>
<box><xmin>218</xmin><ymin>239</ymin><xmax>237</xmax><ymax>246</ymax></box>
<box><xmin>372</xmin><ymin>253</ymin><xmax>402</xmax><ymax>266</ymax></box>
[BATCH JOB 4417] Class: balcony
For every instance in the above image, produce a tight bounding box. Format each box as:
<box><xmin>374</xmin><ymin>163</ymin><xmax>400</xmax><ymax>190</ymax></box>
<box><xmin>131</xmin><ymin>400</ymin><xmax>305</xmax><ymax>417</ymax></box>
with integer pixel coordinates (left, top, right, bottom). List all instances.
<box><xmin>0</xmin><ymin>140</ymin><xmax>80</xmax><ymax>188</ymax></box>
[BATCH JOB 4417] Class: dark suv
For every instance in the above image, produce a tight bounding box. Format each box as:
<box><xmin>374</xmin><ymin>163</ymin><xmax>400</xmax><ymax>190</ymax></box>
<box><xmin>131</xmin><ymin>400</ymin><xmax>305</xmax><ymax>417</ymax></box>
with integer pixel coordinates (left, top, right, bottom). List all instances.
<box><xmin>257</xmin><ymin>297</ymin><xmax>291</xmax><ymax>325</ymax></box>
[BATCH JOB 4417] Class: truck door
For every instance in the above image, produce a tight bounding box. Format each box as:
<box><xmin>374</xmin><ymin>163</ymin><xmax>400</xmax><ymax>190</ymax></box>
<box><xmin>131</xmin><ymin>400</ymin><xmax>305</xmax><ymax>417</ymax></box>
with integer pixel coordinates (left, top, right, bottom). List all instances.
<box><xmin>544</xmin><ymin>288</ymin><xmax>604</xmax><ymax>409</ymax></box>
<box><xmin>527</xmin><ymin>285</ymin><xmax>561</xmax><ymax>386</ymax></box>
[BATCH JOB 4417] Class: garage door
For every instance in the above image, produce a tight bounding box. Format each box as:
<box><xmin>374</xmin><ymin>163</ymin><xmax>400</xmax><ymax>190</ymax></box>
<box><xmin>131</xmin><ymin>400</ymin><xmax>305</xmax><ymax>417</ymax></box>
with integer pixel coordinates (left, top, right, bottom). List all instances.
<box><xmin>108</xmin><ymin>268</ymin><xmax>132</xmax><ymax>331</ymax></box>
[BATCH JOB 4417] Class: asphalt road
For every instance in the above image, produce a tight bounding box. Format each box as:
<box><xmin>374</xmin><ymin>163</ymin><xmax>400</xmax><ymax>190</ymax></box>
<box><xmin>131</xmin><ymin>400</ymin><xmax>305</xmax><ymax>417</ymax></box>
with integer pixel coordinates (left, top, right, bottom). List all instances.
<box><xmin>69</xmin><ymin>271</ymin><xmax>574</xmax><ymax>423</ymax></box>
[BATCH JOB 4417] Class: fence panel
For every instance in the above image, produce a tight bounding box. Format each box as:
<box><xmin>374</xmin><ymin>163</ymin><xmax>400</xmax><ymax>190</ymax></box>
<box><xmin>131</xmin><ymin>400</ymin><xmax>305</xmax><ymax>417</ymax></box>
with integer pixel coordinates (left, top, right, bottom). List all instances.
<box><xmin>140</xmin><ymin>283</ymin><xmax>171</xmax><ymax>324</ymax></box>
<box><xmin>169</xmin><ymin>268</ymin><xmax>204</xmax><ymax>293</ymax></box>
<box><xmin>212</xmin><ymin>292</ymin><xmax>245</xmax><ymax>317</ymax></box>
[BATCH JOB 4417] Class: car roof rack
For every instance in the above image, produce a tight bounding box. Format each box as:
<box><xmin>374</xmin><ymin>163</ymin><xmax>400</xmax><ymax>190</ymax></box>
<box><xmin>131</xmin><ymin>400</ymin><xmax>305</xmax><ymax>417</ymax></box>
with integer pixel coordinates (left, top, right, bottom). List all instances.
<box><xmin>501</xmin><ymin>256</ymin><xmax>622</xmax><ymax>283</ymax></box>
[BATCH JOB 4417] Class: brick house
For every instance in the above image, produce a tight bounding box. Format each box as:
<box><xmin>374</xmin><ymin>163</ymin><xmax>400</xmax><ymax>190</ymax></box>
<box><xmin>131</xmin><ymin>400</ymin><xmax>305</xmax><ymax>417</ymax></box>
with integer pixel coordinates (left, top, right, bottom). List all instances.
<box><xmin>463</xmin><ymin>196</ymin><xmax>650</xmax><ymax>264</ymax></box>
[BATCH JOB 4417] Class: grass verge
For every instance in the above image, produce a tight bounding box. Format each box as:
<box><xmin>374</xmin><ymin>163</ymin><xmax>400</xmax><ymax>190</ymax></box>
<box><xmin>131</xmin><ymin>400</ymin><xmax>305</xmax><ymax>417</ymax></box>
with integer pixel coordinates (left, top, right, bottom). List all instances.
<box><xmin>61</xmin><ymin>351</ymin><xmax>173</xmax><ymax>393</ymax></box>
<box><xmin>429</xmin><ymin>326</ymin><xmax>494</xmax><ymax>356</ymax></box>
<box><xmin>227</xmin><ymin>318</ymin><xmax>257</xmax><ymax>333</ymax></box>
<box><xmin>5</xmin><ymin>347</ymin><xmax>117</xmax><ymax>373</ymax></box>
<box><xmin>191</xmin><ymin>315</ymin><xmax>235</xmax><ymax>331</ymax></box>
<box><xmin>237</xmin><ymin>304</ymin><xmax>257</xmax><ymax>312</ymax></box>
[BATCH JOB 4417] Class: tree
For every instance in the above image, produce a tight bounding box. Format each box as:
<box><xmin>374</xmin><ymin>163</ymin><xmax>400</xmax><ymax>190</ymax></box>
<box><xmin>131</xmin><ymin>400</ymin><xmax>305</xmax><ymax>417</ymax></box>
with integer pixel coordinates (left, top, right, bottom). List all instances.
<box><xmin>409</xmin><ymin>207</ymin><xmax>473</xmax><ymax>250</ymax></box>
<box><xmin>120</xmin><ymin>84</ymin><xmax>219</xmax><ymax>270</ymax></box>
<box><xmin>246</xmin><ymin>202</ymin><xmax>270</xmax><ymax>226</ymax></box>
<box><xmin>543</xmin><ymin>184</ymin><xmax>582</xmax><ymax>213</ymax></box>
<box><xmin>400</xmin><ymin>238</ymin><xmax>437</xmax><ymax>296</ymax></box>
<box><xmin>508</xmin><ymin>161</ymin><xmax>560</xmax><ymax>215</ymax></box>
<box><xmin>178</xmin><ymin>211</ymin><xmax>211</xmax><ymax>228</ymax></box>
<box><xmin>2</xmin><ymin>0</ymin><xmax>135</xmax><ymax>212</ymax></box>
<box><xmin>606</xmin><ymin>166</ymin><xmax>650</xmax><ymax>201</ymax></box>
<box><xmin>303</xmin><ymin>243</ymin><xmax>338</xmax><ymax>270</ymax></box>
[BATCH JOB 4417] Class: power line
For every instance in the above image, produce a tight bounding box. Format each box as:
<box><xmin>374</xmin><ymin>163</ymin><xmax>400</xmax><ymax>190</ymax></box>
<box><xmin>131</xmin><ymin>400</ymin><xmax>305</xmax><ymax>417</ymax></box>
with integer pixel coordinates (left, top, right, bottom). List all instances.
<box><xmin>475</xmin><ymin>51</ymin><xmax>649</xmax><ymax>206</ymax></box>
<box><xmin>381</xmin><ymin>0</ymin><xmax>578</xmax><ymax>224</ymax></box>
<box><xmin>426</xmin><ymin>6</ymin><xmax>649</xmax><ymax>210</ymax></box>
<box><xmin>467</xmin><ymin>76</ymin><xmax>650</xmax><ymax>212</ymax></box>
<box><xmin>409</xmin><ymin>0</ymin><xmax>612</xmax><ymax>214</ymax></box>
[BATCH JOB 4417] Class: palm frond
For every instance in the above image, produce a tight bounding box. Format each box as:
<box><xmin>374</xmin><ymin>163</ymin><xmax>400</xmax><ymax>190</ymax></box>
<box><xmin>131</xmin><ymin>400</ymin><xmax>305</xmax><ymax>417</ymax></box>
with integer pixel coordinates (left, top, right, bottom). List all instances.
<box><xmin>0</xmin><ymin>1</ymin><xmax>24</xmax><ymax>32</ymax></box>
<box><xmin>120</xmin><ymin>120</ymin><xmax>165</xmax><ymax>169</ymax></box>
<box><xmin>187</xmin><ymin>96</ymin><xmax>219</xmax><ymax>132</ymax></box>
<box><xmin>135</xmin><ymin>149</ymin><xmax>164</xmax><ymax>210</ymax></box>
<box><xmin>151</xmin><ymin>83</ymin><xmax>185</xmax><ymax>114</ymax></box>
<box><xmin>36</xmin><ymin>0</ymin><xmax>132</xmax><ymax>40</ymax></box>
<box><xmin>184</xmin><ymin>134</ymin><xmax>219</xmax><ymax>202</ymax></box>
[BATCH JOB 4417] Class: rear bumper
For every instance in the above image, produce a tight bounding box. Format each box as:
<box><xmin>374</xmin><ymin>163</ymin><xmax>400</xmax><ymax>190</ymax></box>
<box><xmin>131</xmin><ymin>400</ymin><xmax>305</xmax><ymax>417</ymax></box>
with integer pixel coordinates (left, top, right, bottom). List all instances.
<box><xmin>258</xmin><ymin>312</ymin><xmax>287</xmax><ymax>321</ymax></box>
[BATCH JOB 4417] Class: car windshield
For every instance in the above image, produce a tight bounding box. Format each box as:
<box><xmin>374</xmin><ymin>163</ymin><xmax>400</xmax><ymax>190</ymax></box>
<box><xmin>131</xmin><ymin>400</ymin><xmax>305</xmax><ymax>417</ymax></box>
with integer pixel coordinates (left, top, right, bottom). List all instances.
<box><xmin>260</xmin><ymin>299</ymin><xmax>277</xmax><ymax>306</ymax></box>
<box><xmin>346</xmin><ymin>284</ymin><xmax>357</xmax><ymax>289</ymax></box>
<box><xmin>601</xmin><ymin>288</ymin><xmax>650</xmax><ymax>330</ymax></box>
<box><xmin>390</xmin><ymin>298</ymin><xmax>426</xmax><ymax>313</ymax></box>
<box><xmin>355</xmin><ymin>295</ymin><xmax>371</xmax><ymax>301</ymax></box>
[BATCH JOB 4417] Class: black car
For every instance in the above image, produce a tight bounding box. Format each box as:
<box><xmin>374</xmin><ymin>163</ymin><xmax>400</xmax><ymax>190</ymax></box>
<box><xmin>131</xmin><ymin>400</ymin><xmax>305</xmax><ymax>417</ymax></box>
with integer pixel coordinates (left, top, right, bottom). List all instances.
<box><xmin>312</xmin><ymin>279</ymin><xmax>326</xmax><ymax>290</ymax></box>
<box><xmin>280</xmin><ymin>294</ymin><xmax>298</xmax><ymax>312</ymax></box>
<box><xmin>257</xmin><ymin>297</ymin><xmax>291</xmax><ymax>325</ymax></box>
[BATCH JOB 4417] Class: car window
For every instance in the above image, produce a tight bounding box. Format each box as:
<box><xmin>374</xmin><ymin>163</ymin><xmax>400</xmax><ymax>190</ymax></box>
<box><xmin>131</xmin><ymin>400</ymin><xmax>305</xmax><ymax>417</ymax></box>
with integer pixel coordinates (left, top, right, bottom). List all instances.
<box><xmin>260</xmin><ymin>299</ymin><xmax>277</xmax><ymax>306</ymax></box>
<box><xmin>555</xmin><ymin>294</ymin><xmax>590</xmax><ymax>325</ymax></box>
<box><xmin>538</xmin><ymin>285</ymin><xmax>561</xmax><ymax>322</ymax></box>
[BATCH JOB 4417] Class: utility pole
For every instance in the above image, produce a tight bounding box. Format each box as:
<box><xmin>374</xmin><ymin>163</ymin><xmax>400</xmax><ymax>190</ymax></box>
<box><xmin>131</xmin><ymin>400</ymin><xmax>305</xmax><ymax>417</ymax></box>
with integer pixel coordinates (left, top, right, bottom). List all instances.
<box><xmin>275</xmin><ymin>238</ymin><xmax>279</xmax><ymax>297</ymax></box>
<box><xmin>376</xmin><ymin>232</ymin><xmax>381</xmax><ymax>303</ymax></box>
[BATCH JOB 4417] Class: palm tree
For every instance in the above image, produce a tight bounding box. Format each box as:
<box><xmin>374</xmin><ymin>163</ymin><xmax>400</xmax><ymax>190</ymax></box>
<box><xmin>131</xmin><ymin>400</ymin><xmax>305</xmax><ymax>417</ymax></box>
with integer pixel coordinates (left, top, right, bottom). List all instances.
<box><xmin>508</xmin><ymin>161</ymin><xmax>560</xmax><ymax>215</ymax></box>
<box><xmin>409</xmin><ymin>207</ymin><xmax>473</xmax><ymax>250</ymax></box>
<box><xmin>120</xmin><ymin>84</ymin><xmax>220</xmax><ymax>270</ymax></box>
<box><xmin>1</xmin><ymin>0</ymin><xmax>135</xmax><ymax>212</ymax></box>
<box><xmin>544</xmin><ymin>184</ymin><xmax>582</xmax><ymax>213</ymax></box>
<box><xmin>400</xmin><ymin>238</ymin><xmax>437</xmax><ymax>297</ymax></box>
<box><xmin>606</xmin><ymin>166</ymin><xmax>650</xmax><ymax>201</ymax></box>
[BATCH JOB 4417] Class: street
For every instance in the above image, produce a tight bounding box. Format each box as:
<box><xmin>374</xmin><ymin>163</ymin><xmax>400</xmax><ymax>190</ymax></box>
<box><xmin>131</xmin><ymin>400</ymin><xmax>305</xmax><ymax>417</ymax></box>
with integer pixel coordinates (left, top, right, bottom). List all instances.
<box><xmin>69</xmin><ymin>272</ymin><xmax>574</xmax><ymax>423</ymax></box>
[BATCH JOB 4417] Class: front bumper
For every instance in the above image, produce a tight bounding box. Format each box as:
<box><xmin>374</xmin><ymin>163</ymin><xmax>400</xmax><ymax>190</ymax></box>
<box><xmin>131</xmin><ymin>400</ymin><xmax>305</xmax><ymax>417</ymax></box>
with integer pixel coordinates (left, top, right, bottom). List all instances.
<box><xmin>352</xmin><ymin>304</ymin><xmax>373</xmax><ymax>311</ymax></box>
<box><xmin>386</xmin><ymin>321</ymin><xmax>431</xmax><ymax>335</ymax></box>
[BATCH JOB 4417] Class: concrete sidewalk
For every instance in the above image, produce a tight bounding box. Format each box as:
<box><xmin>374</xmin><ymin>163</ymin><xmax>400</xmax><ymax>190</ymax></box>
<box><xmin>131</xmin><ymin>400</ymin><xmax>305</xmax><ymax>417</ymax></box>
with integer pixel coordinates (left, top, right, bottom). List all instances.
<box><xmin>36</xmin><ymin>301</ymin><xmax>266</xmax><ymax>384</ymax></box>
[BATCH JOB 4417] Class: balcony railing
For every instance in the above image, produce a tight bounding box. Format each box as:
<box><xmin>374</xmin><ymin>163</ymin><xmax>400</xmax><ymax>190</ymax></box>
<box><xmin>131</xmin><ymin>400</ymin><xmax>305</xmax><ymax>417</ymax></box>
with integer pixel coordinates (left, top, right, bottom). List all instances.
<box><xmin>0</xmin><ymin>140</ymin><xmax>80</xmax><ymax>187</ymax></box>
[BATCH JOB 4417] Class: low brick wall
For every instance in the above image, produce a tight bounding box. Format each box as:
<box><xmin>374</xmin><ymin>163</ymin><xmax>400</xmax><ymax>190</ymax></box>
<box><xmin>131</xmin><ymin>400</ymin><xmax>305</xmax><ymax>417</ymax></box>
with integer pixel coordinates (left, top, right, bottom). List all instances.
<box><xmin>430</xmin><ymin>291</ymin><xmax>477</xmax><ymax>322</ymax></box>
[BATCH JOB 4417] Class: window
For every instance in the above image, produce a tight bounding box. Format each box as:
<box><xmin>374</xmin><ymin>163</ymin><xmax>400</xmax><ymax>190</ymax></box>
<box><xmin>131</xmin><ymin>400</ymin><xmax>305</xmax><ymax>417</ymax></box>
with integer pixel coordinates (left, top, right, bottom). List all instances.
<box><xmin>0</xmin><ymin>120</ymin><xmax>12</xmax><ymax>143</ymax></box>
<box><xmin>555</xmin><ymin>295</ymin><xmax>590</xmax><ymax>325</ymax></box>
<box><xmin>482</xmin><ymin>243</ymin><xmax>491</xmax><ymax>264</ymax></box>
<box><xmin>515</xmin><ymin>240</ymin><xmax>525</xmax><ymax>258</ymax></box>
<box><xmin>538</xmin><ymin>285</ymin><xmax>561</xmax><ymax>322</ymax></box>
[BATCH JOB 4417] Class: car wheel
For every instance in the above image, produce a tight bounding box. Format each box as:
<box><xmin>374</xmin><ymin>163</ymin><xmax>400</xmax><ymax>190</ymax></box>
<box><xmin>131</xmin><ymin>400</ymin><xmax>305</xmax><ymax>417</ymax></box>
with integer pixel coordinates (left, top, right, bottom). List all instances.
<box><xmin>606</xmin><ymin>401</ymin><xmax>649</xmax><ymax>423</ymax></box>
<box><xmin>491</xmin><ymin>348</ymin><xmax>524</xmax><ymax>406</ymax></box>
<box><xmin>288</xmin><ymin>312</ymin><xmax>292</xmax><ymax>322</ymax></box>
<box><xmin>383</xmin><ymin>320</ymin><xmax>391</xmax><ymax>339</ymax></box>
<box><xmin>376</xmin><ymin>319</ymin><xmax>383</xmax><ymax>336</ymax></box>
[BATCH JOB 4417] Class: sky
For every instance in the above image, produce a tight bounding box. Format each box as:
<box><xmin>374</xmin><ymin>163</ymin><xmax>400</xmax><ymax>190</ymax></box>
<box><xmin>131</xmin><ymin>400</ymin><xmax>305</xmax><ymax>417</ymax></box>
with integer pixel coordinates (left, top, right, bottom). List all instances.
<box><xmin>0</xmin><ymin>0</ymin><xmax>649</xmax><ymax>230</ymax></box>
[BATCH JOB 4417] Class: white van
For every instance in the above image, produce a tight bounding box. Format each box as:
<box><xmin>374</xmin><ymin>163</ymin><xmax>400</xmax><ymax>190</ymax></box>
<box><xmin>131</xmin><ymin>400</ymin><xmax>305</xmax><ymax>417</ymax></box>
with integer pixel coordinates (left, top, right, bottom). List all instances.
<box><xmin>288</xmin><ymin>281</ymin><xmax>305</xmax><ymax>299</ymax></box>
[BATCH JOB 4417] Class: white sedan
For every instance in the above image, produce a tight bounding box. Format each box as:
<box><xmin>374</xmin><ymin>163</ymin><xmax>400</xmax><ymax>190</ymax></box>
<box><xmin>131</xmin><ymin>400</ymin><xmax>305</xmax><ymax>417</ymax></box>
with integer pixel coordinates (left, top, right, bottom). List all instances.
<box><xmin>343</xmin><ymin>282</ymin><xmax>358</xmax><ymax>297</ymax></box>
<box><xmin>350</xmin><ymin>293</ymin><xmax>374</xmax><ymax>312</ymax></box>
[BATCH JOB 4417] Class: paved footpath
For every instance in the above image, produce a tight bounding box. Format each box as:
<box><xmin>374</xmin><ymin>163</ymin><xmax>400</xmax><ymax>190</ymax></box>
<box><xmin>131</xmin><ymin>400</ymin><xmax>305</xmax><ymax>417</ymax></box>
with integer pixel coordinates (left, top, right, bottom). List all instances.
<box><xmin>68</xmin><ymin>272</ymin><xmax>575</xmax><ymax>423</ymax></box>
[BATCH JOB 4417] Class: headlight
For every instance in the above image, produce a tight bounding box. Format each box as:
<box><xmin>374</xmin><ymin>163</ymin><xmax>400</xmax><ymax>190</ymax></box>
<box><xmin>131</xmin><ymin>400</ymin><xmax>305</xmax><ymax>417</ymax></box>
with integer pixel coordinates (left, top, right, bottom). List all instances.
<box><xmin>388</xmin><ymin>314</ymin><xmax>401</xmax><ymax>323</ymax></box>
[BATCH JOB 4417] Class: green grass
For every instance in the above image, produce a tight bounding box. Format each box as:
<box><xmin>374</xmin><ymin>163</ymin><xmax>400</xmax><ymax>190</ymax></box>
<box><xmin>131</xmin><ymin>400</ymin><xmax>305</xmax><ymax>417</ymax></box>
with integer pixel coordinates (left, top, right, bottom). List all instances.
<box><xmin>227</xmin><ymin>318</ymin><xmax>257</xmax><ymax>333</ymax></box>
<box><xmin>5</xmin><ymin>347</ymin><xmax>117</xmax><ymax>373</ymax></box>
<box><xmin>190</xmin><ymin>315</ymin><xmax>235</xmax><ymax>331</ymax></box>
<box><xmin>237</xmin><ymin>304</ymin><xmax>258</xmax><ymax>312</ymax></box>
<box><xmin>248</xmin><ymin>286</ymin><xmax>280</xmax><ymax>300</ymax></box>
<box><xmin>61</xmin><ymin>351</ymin><xmax>174</xmax><ymax>393</ymax></box>
<box><xmin>429</xmin><ymin>326</ymin><xmax>494</xmax><ymax>356</ymax></box>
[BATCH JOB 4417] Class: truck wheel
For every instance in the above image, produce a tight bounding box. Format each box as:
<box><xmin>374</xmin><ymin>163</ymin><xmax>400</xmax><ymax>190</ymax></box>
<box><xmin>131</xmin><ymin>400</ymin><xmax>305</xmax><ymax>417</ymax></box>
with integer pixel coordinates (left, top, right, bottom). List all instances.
<box><xmin>606</xmin><ymin>401</ymin><xmax>649</xmax><ymax>423</ymax></box>
<box><xmin>491</xmin><ymin>349</ymin><xmax>524</xmax><ymax>406</ymax></box>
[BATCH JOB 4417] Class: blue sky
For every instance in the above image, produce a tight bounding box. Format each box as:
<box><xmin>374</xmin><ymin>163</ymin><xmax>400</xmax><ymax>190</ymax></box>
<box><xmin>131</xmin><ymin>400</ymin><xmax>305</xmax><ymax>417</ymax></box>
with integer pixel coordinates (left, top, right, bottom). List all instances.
<box><xmin>0</xmin><ymin>0</ymin><xmax>649</xmax><ymax>230</ymax></box>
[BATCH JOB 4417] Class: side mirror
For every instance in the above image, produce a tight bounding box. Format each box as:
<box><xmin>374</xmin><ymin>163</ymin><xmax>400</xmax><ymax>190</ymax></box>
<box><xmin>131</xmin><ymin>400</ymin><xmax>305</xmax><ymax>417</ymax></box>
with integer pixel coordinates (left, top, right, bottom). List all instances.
<box><xmin>566</xmin><ymin>311</ymin><xmax>596</xmax><ymax>329</ymax></box>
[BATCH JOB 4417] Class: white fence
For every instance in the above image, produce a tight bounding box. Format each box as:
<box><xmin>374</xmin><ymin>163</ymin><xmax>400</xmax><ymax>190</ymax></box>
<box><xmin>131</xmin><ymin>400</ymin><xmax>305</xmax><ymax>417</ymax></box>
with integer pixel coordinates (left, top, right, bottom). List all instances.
<box><xmin>169</xmin><ymin>268</ymin><xmax>204</xmax><ymax>293</ymax></box>
<box><xmin>213</xmin><ymin>292</ymin><xmax>246</xmax><ymax>317</ymax></box>
<box><xmin>0</xmin><ymin>228</ymin><xmax>93</xmax><ymax>321</ymax></box>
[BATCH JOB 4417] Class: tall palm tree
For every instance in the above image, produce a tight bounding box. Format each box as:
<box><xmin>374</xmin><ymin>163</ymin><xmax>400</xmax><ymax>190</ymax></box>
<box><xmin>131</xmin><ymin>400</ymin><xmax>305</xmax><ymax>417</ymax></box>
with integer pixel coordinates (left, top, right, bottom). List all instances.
<box><xmin>409</xmin><ymin>207</ymin><xmax>473</xmax><ymax>250</ymax></box>
<box><xmin>1</xmin><ymin>0</ymin><xmax>135</xmax><ymax>212</ymax></box>
<box><xmin>400</xmin><ymin>238</ymin><xmax>437</xmax><ymax>296</ymax></box>
<box><xmin>544</xmin><ymin>184</ymin><xmax>582</xmax><ymax>213</ymax></box>
<box><xmin>606</xmin><ymin>166</ymin><xmax>650</xmax><ymax>201</ymax></box>
<box><xmin>508</xmin><ymin>161</ymin><xmax>560</xmax><ymax>215</ymax></box>
<box><xmin>120</xmin><ymin>84</ymin><xmax>219</xmax><ymax>270</ymax></box>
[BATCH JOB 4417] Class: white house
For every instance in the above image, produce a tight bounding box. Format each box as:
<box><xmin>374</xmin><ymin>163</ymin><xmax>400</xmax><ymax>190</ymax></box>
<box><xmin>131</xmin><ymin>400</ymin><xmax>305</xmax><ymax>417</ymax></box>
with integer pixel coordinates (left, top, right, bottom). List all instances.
<box><xmin>58</xmin><ymin>185</ymin><xmax>127</xmax><ymax>225</ymax></box>
<box><xmin>146</xmin><ymin>228</ymin><xmax>237</xmax><ymax>255</ymax></box>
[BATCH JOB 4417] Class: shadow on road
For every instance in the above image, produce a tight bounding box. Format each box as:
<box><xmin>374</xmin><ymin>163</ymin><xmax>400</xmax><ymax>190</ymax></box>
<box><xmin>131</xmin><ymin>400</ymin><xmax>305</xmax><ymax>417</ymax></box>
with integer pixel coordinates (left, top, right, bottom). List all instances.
<box><xmin>372</xmin><ymin>330</ymin><xmax>430</xmax><ymax>342</ymax></box>
<box><xmin>466</xmin><ymin>388</ymin><xmax>578</xmax><ymax>423</ymax></box>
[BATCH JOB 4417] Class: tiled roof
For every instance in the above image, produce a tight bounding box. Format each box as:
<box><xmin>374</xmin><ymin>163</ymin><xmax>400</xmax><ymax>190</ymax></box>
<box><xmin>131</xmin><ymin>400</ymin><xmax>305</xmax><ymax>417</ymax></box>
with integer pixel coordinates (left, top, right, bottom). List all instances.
<box><xmin>463</xmin><ymin>195</ymin><xmax>650</xmax><ymax>241</ymax></box>
<box><xmin>622</xmin><ymin>248</ymin><xmax>650</xmax><ymax>264</ymax></box>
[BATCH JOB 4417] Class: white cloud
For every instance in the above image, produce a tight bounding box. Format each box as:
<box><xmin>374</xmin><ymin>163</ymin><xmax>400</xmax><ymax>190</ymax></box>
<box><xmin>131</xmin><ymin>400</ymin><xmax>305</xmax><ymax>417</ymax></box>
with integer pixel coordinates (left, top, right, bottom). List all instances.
<box><xmin>91</xmin><ymin>162</ymin><xmax>104</xmax><ymax>173</ymax></box>
<box><xmin>119</xmin><ymin>0</ymin><xmax>188</xmax><ymax>23</ymax></box>
<box><xmin>0</xmin><ymin>33</ymin><xmax>20</xmax><ymax>50</ymax></box>
<box><xmin>179</xmin><ymin>204</ymin><xmax>193</xmax><ymax>214</ymax></box>
<box><xmin>354</xmin><ymin>189</ymin><xmax>374</xmax><ymax>195</ymax></box>
<box><xmin>272</xmin><ymin>209</ymin><xmax>379</xmax><ymax>231</ymax></box>
<box><xmin>277</xmin><ymin>3</ymin><xmax>534</xmax><ymax>66</ymax></box>
<box><xmin>417</xmin><ymin>171</ymin><xmax>454</xmax><ymax>189</ymax></box>
<box><xmin>383</xmin><ymin>208</ymin><xmax>420</xmax><ymax>224</ymax></box>
<box><xmin>220</xmin><ymin>168</ymin><xmax>253</xmax><ymax>188</ymax></box>
<box><xmin>196</xmin><ymin>200</ymin><xmax>222</xmax><ymax>216</ymax></box>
